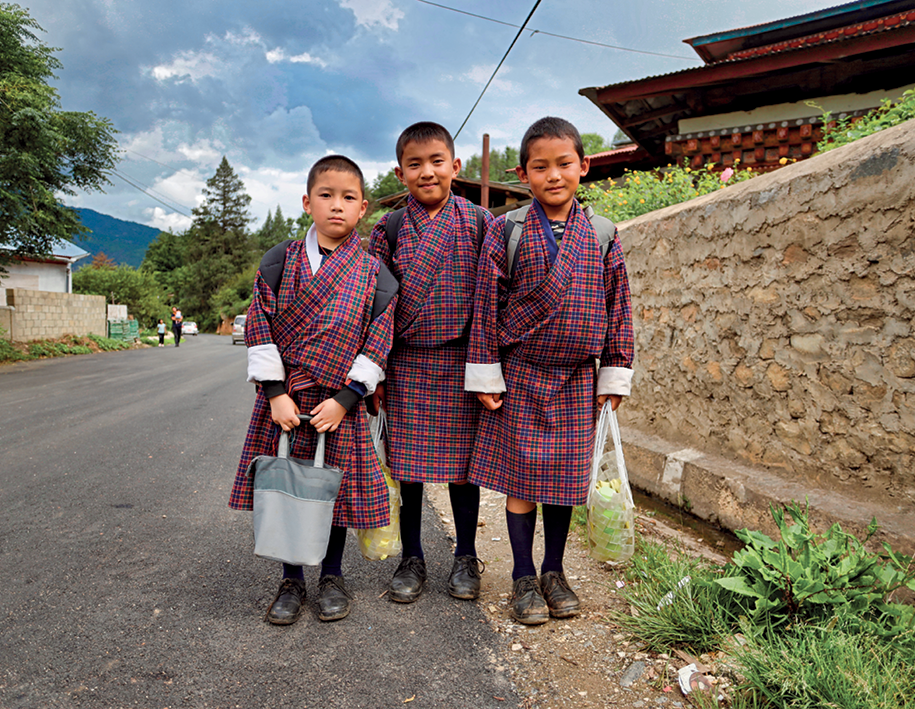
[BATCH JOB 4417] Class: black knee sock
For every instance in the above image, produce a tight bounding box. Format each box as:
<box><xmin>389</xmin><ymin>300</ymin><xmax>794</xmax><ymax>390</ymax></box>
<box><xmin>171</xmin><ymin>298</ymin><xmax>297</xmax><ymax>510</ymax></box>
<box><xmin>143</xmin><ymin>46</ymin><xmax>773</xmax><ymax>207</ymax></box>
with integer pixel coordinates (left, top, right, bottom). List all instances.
<box><xmin>506</xmin><ymin>508</ymin><xmax>537</xmax><ymax>581</ymax></box>
<box><xmin>399</xmin><ymin>482</ymin><xmax>424</xmax><ymax>559</ymax></box>
<box><xmin>283</xmin><ymin>563</ymin><xmax>304</xmax><ymax>581</ymax></box>
<box><xmin>540</xmin><ymin>504</ymin><xmax>573</xmax><ymax>575</ymax></box>
<box><xmin>448</xmin><ymin>482</ymin><xmax>480</xmax><ymax>558</ymax></box>
<box><xmin>320</xmin><ymin>525</ymin><xmax>347</xmax><ymax>578</ymax></box>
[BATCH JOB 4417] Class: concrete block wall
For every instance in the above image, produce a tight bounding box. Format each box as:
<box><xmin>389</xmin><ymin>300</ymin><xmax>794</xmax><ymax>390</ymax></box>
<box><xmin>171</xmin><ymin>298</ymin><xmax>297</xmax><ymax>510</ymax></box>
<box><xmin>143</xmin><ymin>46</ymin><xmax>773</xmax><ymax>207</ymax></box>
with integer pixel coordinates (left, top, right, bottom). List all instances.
<box><xmin>3</xmin><ymin>289</ymin><xmax>106</xmax><ymax>342</ymax></box>
<box><xmin>618</xmin><ymin>118</ymin><xmax>915</xmax><ymax>512</ymax></box>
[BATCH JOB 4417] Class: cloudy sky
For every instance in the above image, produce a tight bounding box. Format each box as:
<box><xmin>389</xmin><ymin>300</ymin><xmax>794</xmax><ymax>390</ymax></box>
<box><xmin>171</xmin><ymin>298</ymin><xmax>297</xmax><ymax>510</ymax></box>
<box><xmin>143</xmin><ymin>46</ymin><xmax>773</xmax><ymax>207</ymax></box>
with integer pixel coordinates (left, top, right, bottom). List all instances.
<box><xmin>29</xmin><ymin>0</ymin><xmax>839</xmax><ymax>232</ymax></box>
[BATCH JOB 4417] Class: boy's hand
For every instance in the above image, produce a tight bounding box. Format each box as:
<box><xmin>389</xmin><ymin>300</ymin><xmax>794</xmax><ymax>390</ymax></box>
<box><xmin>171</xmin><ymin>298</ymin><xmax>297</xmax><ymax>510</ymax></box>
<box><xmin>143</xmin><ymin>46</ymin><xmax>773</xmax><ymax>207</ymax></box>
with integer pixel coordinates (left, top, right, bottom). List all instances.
<box><xmin>477</xmin><ymin>392</ymin><xmax>503</xmax><ymax>411</ymax></box>
<box><xmin>367</xmin><ymin>383</ymin><xmax>385</xmax><ymax>416</ymax></box>
<box><xmin>269</xmin><ymin>393</ymin><xmax>301</xmax><ymax>431</ymax></box>
<box><xmin>598</xmin><ymin>394</ymin><xmax>622</xmax><ymax>411</ymax></box>
<box><xmin>310</xmin><ymin>398</ymin><xmax>347</xmax><ymax>433</ymax></box>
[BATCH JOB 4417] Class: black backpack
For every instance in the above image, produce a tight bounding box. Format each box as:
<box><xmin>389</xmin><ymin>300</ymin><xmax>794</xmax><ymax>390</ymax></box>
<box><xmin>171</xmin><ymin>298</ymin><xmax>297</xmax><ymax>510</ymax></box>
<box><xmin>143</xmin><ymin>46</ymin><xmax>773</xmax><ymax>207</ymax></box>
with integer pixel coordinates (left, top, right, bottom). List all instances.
<box><xmin>383</xmin><ymin>205</ymin><xmax>488</xmax><ymax>254</ymax></box>
<box><xmin>258</xmin><ymin>239</ymin><xmax>398</xmax><ymax>322</ymax></box>
<box><xmin>502</xmin><ymin>204</ymin><xmax>616</xmax><ymax>274</ymax></box>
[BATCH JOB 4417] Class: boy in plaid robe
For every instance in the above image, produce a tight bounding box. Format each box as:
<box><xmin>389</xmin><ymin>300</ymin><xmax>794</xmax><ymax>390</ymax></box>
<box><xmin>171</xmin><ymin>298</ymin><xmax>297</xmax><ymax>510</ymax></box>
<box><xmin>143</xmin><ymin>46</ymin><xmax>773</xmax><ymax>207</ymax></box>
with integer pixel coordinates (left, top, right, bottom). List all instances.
<box><xmin>369</xmin><ymin>122</ymin><xmax>493</xmax><ymax>603</ymax></box>
<box><xmin>465</xmin><ymin>117</ymin><xmax>634</xmax><ymax>625</ymax></box>
<box><xmin>230</xmin><ymin>155</ymin><xmax>397</xmax><ymax>626</ymax></box>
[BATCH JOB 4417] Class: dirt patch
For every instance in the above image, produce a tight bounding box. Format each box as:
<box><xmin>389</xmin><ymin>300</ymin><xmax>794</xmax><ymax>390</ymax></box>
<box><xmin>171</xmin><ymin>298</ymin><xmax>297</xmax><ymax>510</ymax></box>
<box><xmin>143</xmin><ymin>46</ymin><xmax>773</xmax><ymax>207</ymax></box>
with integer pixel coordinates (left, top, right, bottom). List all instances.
<box><xmin>426</xmin><ymin>485</ymin><xmax>731</xmax><ymax>709</ymax></box>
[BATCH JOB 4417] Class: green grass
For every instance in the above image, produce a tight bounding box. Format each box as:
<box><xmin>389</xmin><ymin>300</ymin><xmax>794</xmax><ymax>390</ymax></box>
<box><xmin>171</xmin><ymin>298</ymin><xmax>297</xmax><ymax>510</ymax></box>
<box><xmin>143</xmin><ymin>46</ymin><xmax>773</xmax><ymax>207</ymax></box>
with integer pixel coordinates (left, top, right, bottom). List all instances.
<box><xmin>735</xmin><ymin>623</ymin><xmax>915</xmax><ymax>709</ymax></box>
<box><xmin>609</xmin><ymin>535</ymin><xmax>735</xmax><ymax>652</ymax></box>
<box><xmin>0</xmin><ymin>329</ymin><xmax>135</xmax><ymax>363</ymax></box>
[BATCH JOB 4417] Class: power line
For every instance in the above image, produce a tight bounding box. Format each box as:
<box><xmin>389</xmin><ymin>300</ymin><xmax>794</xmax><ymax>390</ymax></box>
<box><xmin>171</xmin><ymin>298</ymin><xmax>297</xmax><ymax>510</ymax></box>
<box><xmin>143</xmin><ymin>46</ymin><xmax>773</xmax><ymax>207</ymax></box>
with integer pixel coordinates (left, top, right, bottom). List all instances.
<box><xmin>111</xmin><ymin>169</ymin><xmax>193</xmax><ymax>217</ymax></box>
<box><xmin>415</xmin><ymin>0</ymin><xmax>699</xmax><ymax>61</ymax></box>
<box><xmin>454</xmin><ymin>0</ymin><xmax>542</xmax><ymax>140</ymax></box>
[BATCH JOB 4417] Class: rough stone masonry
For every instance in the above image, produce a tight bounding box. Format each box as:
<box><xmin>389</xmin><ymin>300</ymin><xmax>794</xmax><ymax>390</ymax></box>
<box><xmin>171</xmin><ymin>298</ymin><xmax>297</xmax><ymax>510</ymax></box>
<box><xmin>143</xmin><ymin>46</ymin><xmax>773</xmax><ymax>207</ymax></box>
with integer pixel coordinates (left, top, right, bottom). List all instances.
<box><xmin>617</xmin><ymin>118</ymin><xmax>915</xmax><ymax>535</ymax></box>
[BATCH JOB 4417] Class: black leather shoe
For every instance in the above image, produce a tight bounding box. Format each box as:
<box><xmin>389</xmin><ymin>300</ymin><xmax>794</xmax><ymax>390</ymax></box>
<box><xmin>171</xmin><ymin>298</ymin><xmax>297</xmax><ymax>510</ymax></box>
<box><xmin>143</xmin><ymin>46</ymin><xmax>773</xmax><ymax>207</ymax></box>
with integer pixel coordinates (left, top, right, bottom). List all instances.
<box><xmin>265</xmin><ymin>578</ymin><xmax>306</xmax><ymax>625</ymax></box>
<box><xmin>510</xmin><ymin>575</ymin><xmax>549</xmax><ymax>625</ymax></box>
<box><xmin>317</xmin><ymin>575</ymin><xmax>351</xmax><ymax>622</ymax></box>
<box><xmin>448</xmin><ymin>555</ymin><xmax>485</xmax><ymax>600</ymax></box>
<box><xmin>540</xmin><ymin>570</ymin><xmax>581</xmax><ymax>618</ymax></box>
<box><xmin>389</xmin><ymin>556</ymin><xmax>427</xmax><ymax>603</ymax></box>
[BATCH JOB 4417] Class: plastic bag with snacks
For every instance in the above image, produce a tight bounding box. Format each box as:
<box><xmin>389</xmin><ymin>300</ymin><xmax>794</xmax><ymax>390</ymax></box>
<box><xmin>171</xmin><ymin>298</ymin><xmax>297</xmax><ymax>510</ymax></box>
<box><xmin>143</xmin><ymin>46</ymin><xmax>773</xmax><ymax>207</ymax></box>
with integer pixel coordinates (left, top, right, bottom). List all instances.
<box><xmin>354</xmin><ymin>410</ymin><xmax>402</xmax><ymax>561</ymax></box>
<box><xmin>586</xmin><ymin>401</ymin><xmax>635</xmax><ymax>564</ymax></box>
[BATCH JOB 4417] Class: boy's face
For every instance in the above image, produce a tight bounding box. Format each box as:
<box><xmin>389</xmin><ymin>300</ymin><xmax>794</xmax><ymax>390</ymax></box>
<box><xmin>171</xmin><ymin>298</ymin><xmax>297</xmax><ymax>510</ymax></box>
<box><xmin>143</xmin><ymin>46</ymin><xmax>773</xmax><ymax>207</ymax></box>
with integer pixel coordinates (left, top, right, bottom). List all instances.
<box><xmin>516</xmin><ymin>136</ymin><xmax>590</xmax><ymax>221</ymax></box>
<box><xmin>395</xmin><ymin>138</ymin><xmax>460</xmax><ymax>216</ymax></box>
<box><xmin>302</xmin><ymin>170</ymin><xmax>368</xmax><ymax>247</ymax></box>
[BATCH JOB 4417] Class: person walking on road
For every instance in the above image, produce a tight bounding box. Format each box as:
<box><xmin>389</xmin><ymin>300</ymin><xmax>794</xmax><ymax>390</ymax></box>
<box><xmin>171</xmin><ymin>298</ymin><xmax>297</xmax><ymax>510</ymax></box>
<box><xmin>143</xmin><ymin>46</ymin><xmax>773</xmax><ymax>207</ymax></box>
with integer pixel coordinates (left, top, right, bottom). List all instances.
<box><xmin>171</xmin><ymin>307</ymin><xmax>183</xmax><ymax>347</ymax></box>
<box><xmin>157</xmin><ymin>319</ymin><xmax>167</xmax><ymax>347</ymax></box>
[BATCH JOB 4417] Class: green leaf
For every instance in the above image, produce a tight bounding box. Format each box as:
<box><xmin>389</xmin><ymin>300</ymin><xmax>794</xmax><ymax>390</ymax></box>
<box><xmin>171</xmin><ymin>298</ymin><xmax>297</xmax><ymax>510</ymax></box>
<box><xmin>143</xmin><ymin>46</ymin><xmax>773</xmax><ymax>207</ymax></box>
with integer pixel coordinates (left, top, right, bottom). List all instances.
<box><xmin>714</xmin><ymin>576</ymin><xmax>762</xmax><ymax>598</ymax></box>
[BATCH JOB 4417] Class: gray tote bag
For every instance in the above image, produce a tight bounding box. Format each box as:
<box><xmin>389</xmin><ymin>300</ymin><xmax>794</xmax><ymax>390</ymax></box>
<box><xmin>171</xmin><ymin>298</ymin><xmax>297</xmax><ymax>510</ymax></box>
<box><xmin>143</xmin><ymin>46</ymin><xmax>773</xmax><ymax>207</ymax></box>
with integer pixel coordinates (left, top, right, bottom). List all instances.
<box><xmin>246</xmin><ymin>416</ymin><xmax>344</xmax><ymax>566</ymax></box>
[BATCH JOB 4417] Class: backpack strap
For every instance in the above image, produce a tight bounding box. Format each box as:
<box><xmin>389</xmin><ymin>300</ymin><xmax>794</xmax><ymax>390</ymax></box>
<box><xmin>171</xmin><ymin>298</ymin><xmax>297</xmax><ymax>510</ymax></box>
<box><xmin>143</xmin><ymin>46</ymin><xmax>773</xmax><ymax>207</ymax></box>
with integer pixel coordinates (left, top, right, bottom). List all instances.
<box><xmin>384</xmin><ymin>207</ymin><xmax>407</xmax><ymax>255</ymax></box>
<box><xmin>503</xmin><ymin>205</ymin><xmax>532</xmax><ymax>275</ymax></box>
<box><xmin>583</xmin><ymin>205</ymin><xmax>617</xmax><ymax>260</ymax></box>
<box><xmin>259</xmin><ymin>239</ymin><xmax>295</xmax><ymax>295</ymax></box>
<box><xmin>503</xmin><ymin>204</ymin><xmax>616</xmax><ymax>275</ymax></box>
<box><xmin>371</xmin><ymin>261</ymin><xmax>399</xmax><ymax>322</ymax></box>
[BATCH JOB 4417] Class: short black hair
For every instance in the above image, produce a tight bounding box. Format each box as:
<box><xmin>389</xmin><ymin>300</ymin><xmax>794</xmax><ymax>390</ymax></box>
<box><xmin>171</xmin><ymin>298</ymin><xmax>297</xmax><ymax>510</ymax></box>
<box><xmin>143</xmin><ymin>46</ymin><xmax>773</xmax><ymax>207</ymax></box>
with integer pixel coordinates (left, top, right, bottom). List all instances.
<box><xmin>519</xmin><ymin>117</ymin><xmax>584</xmax><ymax>170</ymax></box>
<box><xmin>395</xmin><ymin>121</ymin><xmax>455</xmax><ymax>164</ymax></box>
<box><xmin>306</xmin><ymin>155</ymin><xmax>365</xmax><ymax>198</ymax></box>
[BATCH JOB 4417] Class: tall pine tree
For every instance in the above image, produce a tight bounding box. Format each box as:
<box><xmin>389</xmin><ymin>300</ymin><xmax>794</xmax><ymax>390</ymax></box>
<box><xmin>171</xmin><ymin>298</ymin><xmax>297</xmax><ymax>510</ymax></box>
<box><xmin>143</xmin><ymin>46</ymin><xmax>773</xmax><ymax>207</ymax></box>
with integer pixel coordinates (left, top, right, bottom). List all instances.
<box><xmin>180</xmin><ymin>157</ymin><xmax>254</xmax><ymax>329</ymax></box>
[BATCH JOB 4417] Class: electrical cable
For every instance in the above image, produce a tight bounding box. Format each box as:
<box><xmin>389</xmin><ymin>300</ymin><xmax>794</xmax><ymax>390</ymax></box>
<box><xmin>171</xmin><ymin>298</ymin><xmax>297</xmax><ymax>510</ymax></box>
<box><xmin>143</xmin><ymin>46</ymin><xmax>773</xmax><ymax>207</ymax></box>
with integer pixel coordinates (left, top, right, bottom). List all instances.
<box><xmin>110</xmin><ymin>169</ymin><xmax>193</xmax><ymax>217</ymax></box>
<box><xmin>454</xmin><ymin>0</ymin><xmax>542</xmax><ymax>140</ymax></box>
<box><xmin>415</xmin><ymin>0</ymin><xmax>699</xmax><ymax>61</ymax></box>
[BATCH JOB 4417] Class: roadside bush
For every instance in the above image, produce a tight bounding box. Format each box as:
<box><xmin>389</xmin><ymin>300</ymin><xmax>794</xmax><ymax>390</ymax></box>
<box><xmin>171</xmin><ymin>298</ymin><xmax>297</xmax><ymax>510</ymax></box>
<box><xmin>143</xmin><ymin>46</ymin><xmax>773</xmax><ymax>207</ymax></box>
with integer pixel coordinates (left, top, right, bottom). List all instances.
<box><xmin>85</xmin><ymin>334</ymin><xmax>130</xmax><ymax>352</ymax></box>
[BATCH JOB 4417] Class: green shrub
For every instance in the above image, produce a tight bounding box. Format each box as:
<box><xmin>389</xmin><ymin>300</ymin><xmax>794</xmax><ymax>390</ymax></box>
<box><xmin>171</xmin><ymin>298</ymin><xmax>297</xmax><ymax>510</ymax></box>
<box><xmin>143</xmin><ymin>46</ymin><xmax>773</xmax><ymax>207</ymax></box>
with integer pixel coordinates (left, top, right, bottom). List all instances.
<box><xmin>139</xmin><ymin>337</ymin><xmax>158</xmax><ymax>346</ymax></box>
<box><xmin>86</xmin><ymin>334</ymin><xmax>130</xmax><ymax>352</ymax></box>
<box><xmin>818</xmin><ymin>89</ymin><xmax>915</xmax><ymax>153</ymax></box>
<box><xmin>580</xmin><ymin>161</ymin><xmax>757</xmax><ymax>223</ymax></box>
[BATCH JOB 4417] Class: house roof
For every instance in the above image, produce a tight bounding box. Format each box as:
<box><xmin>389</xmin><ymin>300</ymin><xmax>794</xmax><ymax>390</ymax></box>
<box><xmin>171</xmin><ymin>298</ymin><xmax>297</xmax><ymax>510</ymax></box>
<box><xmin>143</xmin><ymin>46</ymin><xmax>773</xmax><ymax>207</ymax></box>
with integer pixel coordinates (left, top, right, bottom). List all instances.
<box><xmin>685</xmin><ymin>0</ymin><xmax>913</xmax><ymax>63</ymax></box>
<box><xmin>579</xmin><ymin>3</ymin><xmax>915</xmax><ymax>160</ymax></box>
<box><xmin>3</xmin><ymin>238</ymin><xmax>90</xmax><ymax>264</ymax></box>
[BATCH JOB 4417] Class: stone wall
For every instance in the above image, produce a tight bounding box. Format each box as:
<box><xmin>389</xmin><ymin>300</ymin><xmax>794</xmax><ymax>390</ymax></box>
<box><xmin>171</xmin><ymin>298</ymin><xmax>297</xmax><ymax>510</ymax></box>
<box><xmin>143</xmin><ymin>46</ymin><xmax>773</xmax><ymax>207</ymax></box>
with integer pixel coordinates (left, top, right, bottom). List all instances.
<box><xmin>619</xmin><ymin>119</ymin><xmax>915</xmax><ymax>509</ymax></box>
<box><xmin>2</xmin><ymin>288</ymin><xmax>107</xmax><ymax>342</ymax></box>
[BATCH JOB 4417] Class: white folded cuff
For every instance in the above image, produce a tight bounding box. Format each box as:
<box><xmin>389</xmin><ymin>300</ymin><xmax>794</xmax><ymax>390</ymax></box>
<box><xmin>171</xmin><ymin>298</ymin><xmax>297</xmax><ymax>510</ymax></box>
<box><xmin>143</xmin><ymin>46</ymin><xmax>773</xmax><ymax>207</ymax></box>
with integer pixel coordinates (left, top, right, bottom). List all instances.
<box><xmin>247</xmin><ymin>344</ymin><xmax>285</xmax><ymax>383</ymax></box>
<box><xmin>465</xmin><ymin>362</ymin><xmax>506</xmax><ymax>393</ymax></box>
<box><xmin>597</xmin><ymin>366</ymin><xmax>633</xmax><ymax>397</ymax></box>
<box><xmin>347</xmin><ymin>354</ymin><xmax>384</xmax><ymax>395</ymax></box>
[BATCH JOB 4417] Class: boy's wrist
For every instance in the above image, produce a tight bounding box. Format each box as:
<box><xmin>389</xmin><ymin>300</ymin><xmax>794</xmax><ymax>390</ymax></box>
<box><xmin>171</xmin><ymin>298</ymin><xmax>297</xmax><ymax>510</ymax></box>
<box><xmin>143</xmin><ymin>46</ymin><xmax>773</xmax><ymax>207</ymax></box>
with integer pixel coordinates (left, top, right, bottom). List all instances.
<box><xmin>261</xmin><ymin>380</ymin><xmax>286</xmax><ymax>399</ymax></box>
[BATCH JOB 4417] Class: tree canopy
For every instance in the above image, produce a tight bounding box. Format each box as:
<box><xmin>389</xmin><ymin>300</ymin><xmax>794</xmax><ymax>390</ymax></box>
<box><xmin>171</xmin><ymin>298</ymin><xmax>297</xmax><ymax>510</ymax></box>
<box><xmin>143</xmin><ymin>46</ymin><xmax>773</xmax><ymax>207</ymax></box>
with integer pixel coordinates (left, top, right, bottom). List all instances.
<box><xmin>0</xmin><ymin>4</ymin><xmax>118</xmax><ymax>259</ymax></box>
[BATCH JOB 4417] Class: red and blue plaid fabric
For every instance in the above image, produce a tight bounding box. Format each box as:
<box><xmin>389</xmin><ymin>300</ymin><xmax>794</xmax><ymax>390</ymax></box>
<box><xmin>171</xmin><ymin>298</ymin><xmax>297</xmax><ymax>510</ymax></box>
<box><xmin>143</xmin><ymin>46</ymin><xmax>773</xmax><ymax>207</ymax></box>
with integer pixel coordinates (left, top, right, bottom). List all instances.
<box><xmin>467</xmin><ymin>199</ymin><xmax>635</xmax><ymax>506</ymax></box>
<box><xmin>369</xmin><ymin>194</ymin><xmax>492</xmax><ymax>482</ymax></box>
<box><xmin>229</xmin><ymin>233</ymin><xmax>396</xmax><ymax>529</ymax></box>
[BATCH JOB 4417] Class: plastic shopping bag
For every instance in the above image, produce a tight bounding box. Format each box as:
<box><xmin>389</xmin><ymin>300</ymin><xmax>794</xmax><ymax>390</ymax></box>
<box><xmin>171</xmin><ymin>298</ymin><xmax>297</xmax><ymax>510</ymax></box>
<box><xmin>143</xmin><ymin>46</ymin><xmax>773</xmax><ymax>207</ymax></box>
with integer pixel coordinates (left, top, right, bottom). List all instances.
<box><xmin>586</xmin><ymin>402</ymin><xmax>635</xmax><ymax>564</ymax></box>
<box><xmin>354</xmin><ymin>410</ymin><xmax>402</xmax><ymax>561</ymax></box>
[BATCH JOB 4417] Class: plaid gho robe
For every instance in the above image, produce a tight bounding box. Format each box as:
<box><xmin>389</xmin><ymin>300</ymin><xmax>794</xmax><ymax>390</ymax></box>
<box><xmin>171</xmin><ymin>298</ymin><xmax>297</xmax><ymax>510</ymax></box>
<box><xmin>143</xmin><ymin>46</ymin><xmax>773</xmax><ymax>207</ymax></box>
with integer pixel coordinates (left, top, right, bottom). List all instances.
<box><xmin>466</xmin><ymin>199</ymin><xmax>634</xmax><ymax>506</ymax></box>
<box><xmin>229</xmin><ymin>233</ymin><xmax>396</xmax><ymax>529</ymax></box>
<box><xmin>369</xmin><ymin>193</ymin><xmax>493</xmax><ymax>483</ymax></box>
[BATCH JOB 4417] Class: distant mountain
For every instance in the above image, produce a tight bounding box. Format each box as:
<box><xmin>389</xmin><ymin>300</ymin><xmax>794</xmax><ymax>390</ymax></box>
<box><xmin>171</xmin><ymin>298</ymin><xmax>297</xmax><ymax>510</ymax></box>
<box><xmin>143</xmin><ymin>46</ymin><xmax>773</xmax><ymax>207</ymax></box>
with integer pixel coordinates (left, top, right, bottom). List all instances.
<box><xmin>72</xmin><ymin>208</ymin><xmax>162</xmax><ymax>269</ymax></box>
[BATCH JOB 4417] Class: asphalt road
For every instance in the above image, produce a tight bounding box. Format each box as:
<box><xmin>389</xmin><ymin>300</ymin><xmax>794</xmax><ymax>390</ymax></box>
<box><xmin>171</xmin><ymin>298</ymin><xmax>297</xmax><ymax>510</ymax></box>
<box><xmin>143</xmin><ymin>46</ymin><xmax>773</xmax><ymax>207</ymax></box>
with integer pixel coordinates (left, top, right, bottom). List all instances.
<box><xmin>0</xmin><ymin>336</ymin><xmax>517</xmax><ymax>708</ymax></box>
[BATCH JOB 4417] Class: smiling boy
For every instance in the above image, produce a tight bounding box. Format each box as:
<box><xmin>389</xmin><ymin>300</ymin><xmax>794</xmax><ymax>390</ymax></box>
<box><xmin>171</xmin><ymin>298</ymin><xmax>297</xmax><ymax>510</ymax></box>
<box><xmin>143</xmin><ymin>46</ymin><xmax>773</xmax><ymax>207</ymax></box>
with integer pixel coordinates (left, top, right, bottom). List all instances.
<box><xmin>465</xmin><ymin>117</ymin><xmax>634</xmax><ymax>625</ymax></box>
<box><xmin>230</xmin><ymin>155</ymin><xmax>398</xmax><ymax>625</ymax></box>
<box><xmin>369</xmin><ymin>122</ymin><xmax>493</xmax><ymax>604</ymax></box>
